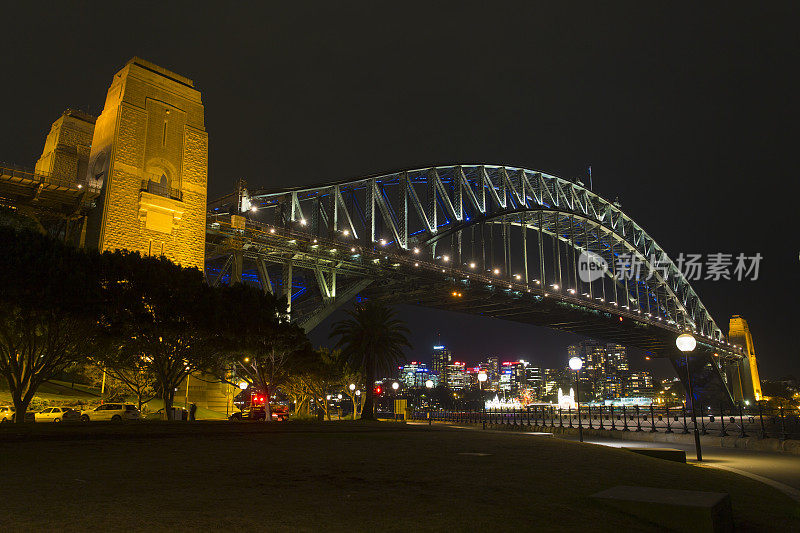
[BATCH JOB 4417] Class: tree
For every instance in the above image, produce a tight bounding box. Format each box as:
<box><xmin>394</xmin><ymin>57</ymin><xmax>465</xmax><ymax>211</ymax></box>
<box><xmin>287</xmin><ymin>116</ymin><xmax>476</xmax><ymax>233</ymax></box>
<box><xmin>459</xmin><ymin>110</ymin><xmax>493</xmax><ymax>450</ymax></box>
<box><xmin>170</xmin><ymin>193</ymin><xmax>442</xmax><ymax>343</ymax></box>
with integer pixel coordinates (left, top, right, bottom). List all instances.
<box><xmin>0</xmin><ymin>227</ymin><xmax>102</xmax><ymax>423</ymax></box>
<box><xmin>330</xmin><ymin>301</ymin><xmax>411</xmax><ymax>420</ymax></box>
<box><xmin>90</xmin><ymin>355</ymin><xmax>157</xmax><ymax>410</ymax></box>
<box><xmin>99</xmin><ymin>251</ymin><xmax>222</xmax><ymax>420</ymax></box>
<box><xmin>213</xmin><ymin>284</ymin><xmax>316</xmax><ymax>421</ymax></box>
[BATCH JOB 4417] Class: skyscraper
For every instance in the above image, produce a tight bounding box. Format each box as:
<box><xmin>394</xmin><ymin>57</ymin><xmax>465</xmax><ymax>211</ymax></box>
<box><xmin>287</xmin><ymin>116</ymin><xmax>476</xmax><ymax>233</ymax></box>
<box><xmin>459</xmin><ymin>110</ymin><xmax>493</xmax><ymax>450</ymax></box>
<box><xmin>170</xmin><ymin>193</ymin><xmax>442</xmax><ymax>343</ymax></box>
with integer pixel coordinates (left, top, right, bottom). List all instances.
<box><xmin>523</xmin><ymin>363</ymin><xmax>544</xmax><ymax>400</ymax></box>
<box><xmin>567</xmin><ymin>341</ymin><xmax>630</xmax><ymax>400</ymax></box>
<box><xmin>432</xmin><ymin>345</ymin><xmax>452</xmax><ymax>384</ymax></box>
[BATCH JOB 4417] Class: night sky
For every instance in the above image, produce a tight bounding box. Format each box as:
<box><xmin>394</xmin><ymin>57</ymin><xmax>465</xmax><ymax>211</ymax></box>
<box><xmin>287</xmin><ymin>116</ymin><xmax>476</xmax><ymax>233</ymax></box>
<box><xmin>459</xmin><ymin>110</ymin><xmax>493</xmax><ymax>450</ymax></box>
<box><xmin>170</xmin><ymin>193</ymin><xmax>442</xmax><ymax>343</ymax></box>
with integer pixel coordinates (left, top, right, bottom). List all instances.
<box><xmin>1</xmin><ymin>3</ymin><xmax>796</xmax><ymax>378</ymax></box>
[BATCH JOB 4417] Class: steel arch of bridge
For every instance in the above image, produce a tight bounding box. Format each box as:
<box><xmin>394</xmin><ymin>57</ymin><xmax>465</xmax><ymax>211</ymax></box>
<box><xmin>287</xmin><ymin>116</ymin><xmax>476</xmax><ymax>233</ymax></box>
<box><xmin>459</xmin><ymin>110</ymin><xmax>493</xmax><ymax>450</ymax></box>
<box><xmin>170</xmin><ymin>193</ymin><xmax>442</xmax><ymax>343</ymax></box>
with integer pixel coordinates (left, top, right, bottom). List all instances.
<box><xmin>210</xmin><ymin>164</ymin><xmax>735</xmax><ymax>347</ymax></box>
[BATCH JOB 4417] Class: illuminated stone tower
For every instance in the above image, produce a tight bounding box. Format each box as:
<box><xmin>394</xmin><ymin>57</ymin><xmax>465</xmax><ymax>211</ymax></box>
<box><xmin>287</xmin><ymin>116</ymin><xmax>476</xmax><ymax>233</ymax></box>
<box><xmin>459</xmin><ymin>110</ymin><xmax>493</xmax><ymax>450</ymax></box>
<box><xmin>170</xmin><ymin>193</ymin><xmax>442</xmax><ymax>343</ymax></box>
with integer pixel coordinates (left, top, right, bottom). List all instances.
<box><xmin>85</xmin><ymin>57</ymin><xmax>207</xmax><ymax>270</ymax></box>
<box><xmin>727</xmin><ymin>315</ymin><xmax>762</xmax><ymax>403</ymax></box>
<box><xmin>34</xmin><ymin>109</ymin><xmax>96</xmax><ymax>183</ymax></box>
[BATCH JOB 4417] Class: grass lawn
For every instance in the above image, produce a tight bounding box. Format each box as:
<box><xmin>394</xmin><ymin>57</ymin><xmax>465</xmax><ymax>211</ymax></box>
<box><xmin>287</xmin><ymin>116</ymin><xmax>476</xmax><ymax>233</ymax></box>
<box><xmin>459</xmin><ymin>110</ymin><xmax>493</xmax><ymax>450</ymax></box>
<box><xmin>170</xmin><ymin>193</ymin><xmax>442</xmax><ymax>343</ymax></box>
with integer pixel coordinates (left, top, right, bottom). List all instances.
<box><xmin>0</xmin><ymin>422</ymin><xmax>797</xmax><ymax>531</ymax></box>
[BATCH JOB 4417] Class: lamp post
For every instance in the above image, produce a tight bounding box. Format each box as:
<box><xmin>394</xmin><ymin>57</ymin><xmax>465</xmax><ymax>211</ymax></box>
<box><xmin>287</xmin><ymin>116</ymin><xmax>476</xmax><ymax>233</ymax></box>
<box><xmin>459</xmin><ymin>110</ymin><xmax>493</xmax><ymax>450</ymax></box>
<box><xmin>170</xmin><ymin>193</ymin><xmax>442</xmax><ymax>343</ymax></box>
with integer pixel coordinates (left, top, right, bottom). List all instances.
<box><xmin>348</xmin><ymin>383</ymin><xmax>357</xmax><ymax>420</ymax></box>
<box><xmin>392</xmin><ymin>381</ymin><xmax>400</xmax><ymax>421</ymax></box>
<box><xmin>569</xmin><ymin>356</ymin><xmax>583</xmax><ymax>442</ymax></box>
<box><xmin>425</xmin><ymin>379</ymin><xmax>434</xmax><ymax>425</ymax></box>
<box><xmin>677</xmin><ymin>332</ymin><xmax>702</xmax><ymax>461</ymax></box>
<box><xmin>478</xmin><ymin>371</ymin><xmax>488</xmax><ymax>429</ymax></box>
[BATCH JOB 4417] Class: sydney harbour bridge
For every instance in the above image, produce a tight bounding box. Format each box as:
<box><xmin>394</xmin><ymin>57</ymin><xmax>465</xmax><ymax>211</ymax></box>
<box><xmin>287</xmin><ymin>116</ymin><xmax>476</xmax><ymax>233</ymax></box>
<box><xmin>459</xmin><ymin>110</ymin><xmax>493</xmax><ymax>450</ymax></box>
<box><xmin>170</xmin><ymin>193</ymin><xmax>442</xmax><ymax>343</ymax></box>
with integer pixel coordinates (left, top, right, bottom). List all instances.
<box><xmin>0</xmin><ymin>58</ymin><xmax>756</xmax><ymax>407</ymax></box>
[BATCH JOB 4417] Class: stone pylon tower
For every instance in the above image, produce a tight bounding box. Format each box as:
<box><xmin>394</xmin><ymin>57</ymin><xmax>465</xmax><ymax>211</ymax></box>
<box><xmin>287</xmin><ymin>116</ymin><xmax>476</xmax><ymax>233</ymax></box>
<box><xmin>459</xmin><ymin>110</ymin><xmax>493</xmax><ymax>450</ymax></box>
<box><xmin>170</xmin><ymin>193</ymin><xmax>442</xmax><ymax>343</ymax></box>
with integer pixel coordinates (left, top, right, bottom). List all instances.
<box><xmin>727</xmin><ymin>315</ymin><xmax>762</xmax><ymax>403</ymax></box>
<box><xmin>34</xmin><ymin>109</ymin><xmax>96</xmax><ymax>183</ymax></box>
<box><xmin>85</xmin><ymin>57</ymin><xmax>207</xmax><ymax>270</ymax></box>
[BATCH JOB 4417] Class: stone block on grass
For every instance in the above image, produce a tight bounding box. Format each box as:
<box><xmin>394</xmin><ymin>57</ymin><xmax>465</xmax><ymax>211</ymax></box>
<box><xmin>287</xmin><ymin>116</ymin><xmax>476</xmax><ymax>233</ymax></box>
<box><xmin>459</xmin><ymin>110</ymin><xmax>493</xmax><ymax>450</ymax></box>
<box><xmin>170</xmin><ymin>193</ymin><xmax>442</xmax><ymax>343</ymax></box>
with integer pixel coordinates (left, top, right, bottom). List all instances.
<box><xmin>591</xmin><ymin>485</ymin><xmax>732</xmax><ymax>533</ymax></box>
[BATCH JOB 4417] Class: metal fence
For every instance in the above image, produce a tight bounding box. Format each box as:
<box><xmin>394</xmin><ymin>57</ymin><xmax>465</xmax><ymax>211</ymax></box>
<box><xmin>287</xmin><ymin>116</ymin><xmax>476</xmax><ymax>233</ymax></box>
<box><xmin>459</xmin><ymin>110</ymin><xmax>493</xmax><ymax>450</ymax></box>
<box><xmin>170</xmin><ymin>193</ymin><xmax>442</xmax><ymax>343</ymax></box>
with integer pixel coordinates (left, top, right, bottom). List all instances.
<box><xmin>411</xmin><ymin>403</ymin><xmax>800</xmax><ymax>440</ymax></box>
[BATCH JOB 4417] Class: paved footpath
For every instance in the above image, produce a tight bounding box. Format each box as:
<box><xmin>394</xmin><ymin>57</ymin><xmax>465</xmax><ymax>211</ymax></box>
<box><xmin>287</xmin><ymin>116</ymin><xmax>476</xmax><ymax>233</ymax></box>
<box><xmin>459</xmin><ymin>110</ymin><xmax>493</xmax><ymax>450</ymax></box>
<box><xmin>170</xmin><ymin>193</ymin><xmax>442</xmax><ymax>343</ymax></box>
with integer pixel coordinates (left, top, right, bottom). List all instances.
<box><xmin>565</xmin><ymin>434</ymin><xmax>800</xmax><ymax>500</ymax></box>
<box><xmin>424</xmin><ymin>422</ymin><xmax>800</xmax><ymax>502</ymax></box>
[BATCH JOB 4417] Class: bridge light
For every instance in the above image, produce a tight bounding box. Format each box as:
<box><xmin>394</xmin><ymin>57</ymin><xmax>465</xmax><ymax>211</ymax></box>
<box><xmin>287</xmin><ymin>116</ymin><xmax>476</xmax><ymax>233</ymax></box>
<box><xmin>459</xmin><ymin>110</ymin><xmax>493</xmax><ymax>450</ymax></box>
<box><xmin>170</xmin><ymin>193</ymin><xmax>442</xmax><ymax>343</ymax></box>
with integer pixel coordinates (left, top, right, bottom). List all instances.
<box><xmin>535</xmin><ymin>280</ymin><xmax>541</xmax><ymax>285</ymax></box>
<box><xmin>342</xmin><ymin>229</ymin><xmax>350</xmax><ymax>236</ymax></box>
<box><xmin>514</xmin><ymin>274</ymin><xmax>521</xmax><ymax>280</ymax></box>
<box><xmin>313</xmin><ymin>239</ymin><xmax>318</xmax><ymax>243</ymax></box>
<box><xmin>250</xmin><ymin>206</ymin><xmax>258</xmax><ymax>212</ymax></box>
<box><xmin>443</xmin><ymin>255</ymin><xmax>450</xmax><ymax>262</ymax></box>
<box><xmin>493</xmin><ymin>268</ymin><xmax>500</xmax><ymax>275</ymax></box>
<box><xmin>379</xmin><ymin>239</ymin><xmax>387</xmax><ymax>246</ymax></box>
<box><xmin>552</xmin><ymin>284</ymin><xmax>559</xmax><ymax>290</ymax></box>
<box><xmin>77</xmin><ymin>184</ymin><xmax>83</xmax><ymax>189</ymax></box>
<box><xmin>351</xmin><ymin>247</ymin><xmax>356</xmax><ymax>252</ymax></box>
<box><xmin>414</xmin><ymin>262</ymin><xmax>419</xmax><ymax>267</ymax></box>
<box><xmin>469</xmin><ymin>262</ymin><xmax>476</xmax><ymax>268</ymax></box>
<box><xmin>299</xmin><ymin>219</ymin><xmax>307</xmax><ymax>225</ymax></box>
<box><xmin>442</xmin><ymin>269</ymin><xmax>446</xmax><ymax>273</ymax></box>
<box><xmin>269</xmin><ymin>228</ymin><xmax>276</xmax><ymax>234</ymax></box>
<box><xmin>413</xmin><ymin>247</ymin><xmax>420</xmax><ymax>254</ymax></box>
<box><xmin>568</xmin><ymin>288</ymin><xmax>575</xmax><ymax>294</ymax></box>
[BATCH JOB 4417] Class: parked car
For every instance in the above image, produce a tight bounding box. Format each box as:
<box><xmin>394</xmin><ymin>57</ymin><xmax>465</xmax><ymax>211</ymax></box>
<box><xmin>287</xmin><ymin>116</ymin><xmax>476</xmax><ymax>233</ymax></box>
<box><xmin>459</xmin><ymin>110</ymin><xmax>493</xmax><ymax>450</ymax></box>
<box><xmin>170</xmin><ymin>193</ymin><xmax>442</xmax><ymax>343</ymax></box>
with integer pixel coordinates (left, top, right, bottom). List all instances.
<box><xmin>229</xmin><ymin>404</ymin><xmax>289</xmax><ymax>422</ymax></box>
<box><xmin>34</xmin><ymin>407</ymin><xmax>81</xmax><ymax>423</ymax></box>
<box><xmin>0</xmin><ymin>406</ymin><xmax>13</xmax><ymax>423</ymax></box>
<box><xmin>80</xmin><ymin>403</ymin><xmax>142</xmax><ymax>422</ymax></box>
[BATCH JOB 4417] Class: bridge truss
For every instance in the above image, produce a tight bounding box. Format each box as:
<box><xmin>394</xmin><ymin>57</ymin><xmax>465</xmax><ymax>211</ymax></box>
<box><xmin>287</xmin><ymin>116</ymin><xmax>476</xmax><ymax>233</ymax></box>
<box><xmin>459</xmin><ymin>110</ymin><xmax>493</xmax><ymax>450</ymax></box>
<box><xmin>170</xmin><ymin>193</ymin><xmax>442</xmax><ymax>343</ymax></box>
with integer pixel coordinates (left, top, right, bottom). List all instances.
<box><xmin>207</xmin><ymin>164</ymin><xmax>745</xmax><ymax>405</ymax></box>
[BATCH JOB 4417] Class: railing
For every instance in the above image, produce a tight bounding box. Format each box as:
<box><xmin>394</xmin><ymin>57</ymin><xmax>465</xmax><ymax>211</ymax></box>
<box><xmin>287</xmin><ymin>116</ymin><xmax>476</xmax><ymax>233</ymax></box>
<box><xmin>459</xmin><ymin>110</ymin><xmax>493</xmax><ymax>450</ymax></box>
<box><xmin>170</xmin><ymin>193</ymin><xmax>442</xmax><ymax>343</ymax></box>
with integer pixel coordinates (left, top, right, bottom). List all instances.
<box><xmin>0</xmin><ymin>163</ymin><xmax>98</xmax><ymax>194</ymax></box>
<box><xmin>410</xmin><ymin>403</ymin><xmax>800</xmax><ymax>441</ymax></box>
<box><xmin>141</xmin><ymin>179</ymin><xmax>182</xmax><ymax>201</ymax></box>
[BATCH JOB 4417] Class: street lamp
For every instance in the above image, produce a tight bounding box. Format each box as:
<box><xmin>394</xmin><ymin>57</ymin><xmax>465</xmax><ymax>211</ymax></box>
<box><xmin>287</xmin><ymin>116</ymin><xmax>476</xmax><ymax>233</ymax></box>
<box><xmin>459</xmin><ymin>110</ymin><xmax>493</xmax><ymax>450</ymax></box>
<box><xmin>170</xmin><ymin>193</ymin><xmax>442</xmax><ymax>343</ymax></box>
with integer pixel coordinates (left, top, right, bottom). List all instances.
<box><xmin>478</xmin><ymin>371</ymin><xmax>488</xmax><ymax>430</ymax></box>
<box><xmin>391</xmin><ymin>381</ymin><xmax>400</xmax><ymax>421</ymax></box>
<box><xmin>677</xmin><ymin>332</ymin><xmax>702</xmax><ymax>461</ymax></box>
<box><xmin>425</xmin><ymin>379</ymin><xmax>434</xmax><ymax>425</ymax></box>
<box><xmin>569</xmin><ymin>356</ymin><xmax>584</xmax><ymax>442</ymax></box>
<box><xmin>238</xmin><ymin>382</ymin><xmax>248</xmax><ymax>390</ymax></box>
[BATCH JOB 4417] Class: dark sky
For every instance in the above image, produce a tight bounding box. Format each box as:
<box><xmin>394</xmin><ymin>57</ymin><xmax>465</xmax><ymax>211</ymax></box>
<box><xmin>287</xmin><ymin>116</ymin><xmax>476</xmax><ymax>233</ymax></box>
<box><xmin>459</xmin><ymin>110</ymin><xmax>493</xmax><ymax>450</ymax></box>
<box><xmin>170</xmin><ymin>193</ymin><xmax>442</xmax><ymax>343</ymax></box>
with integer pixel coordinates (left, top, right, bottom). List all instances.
<box><xmin>1</xmin><ymin>3</ymin><xmax>796</xmax><ymax>378</ymax></box>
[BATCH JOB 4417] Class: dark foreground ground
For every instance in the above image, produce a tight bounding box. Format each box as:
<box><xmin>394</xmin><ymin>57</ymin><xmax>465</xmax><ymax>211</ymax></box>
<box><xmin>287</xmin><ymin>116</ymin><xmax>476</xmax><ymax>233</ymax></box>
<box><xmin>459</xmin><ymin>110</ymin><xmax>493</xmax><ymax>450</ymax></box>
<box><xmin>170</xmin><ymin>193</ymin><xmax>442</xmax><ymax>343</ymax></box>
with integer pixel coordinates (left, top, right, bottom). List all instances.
<box><xmin>0</xmin><ymin>422</ymin><xmax>798</xmax><ymax>532</ymax></box>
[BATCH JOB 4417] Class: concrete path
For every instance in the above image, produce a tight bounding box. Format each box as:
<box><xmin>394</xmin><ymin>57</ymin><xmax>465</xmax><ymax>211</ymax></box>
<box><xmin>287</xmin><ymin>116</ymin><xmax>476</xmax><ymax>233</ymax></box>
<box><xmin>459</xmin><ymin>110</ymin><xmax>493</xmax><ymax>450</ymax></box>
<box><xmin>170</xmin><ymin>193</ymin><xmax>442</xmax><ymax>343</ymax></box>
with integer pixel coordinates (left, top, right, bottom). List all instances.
<box><xmin>418</xmin><ymin>422</ymin><xmax>800</xmax><ymax>503</ymax></box>
<box><xmin>563</xmin><ymin>434</ymin><xmax>800</xmax><ymax>501</ymax></box>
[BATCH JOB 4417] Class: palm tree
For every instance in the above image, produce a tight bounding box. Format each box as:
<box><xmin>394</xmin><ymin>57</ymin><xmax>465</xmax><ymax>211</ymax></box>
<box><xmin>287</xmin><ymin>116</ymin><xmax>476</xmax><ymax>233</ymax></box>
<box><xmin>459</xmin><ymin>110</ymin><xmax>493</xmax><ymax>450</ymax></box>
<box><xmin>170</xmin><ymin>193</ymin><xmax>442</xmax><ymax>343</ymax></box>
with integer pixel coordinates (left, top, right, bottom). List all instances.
<box><xmin>330</xmin><ymin>301</ymin><xmax>411</xmax><ymax>420</ymax></box>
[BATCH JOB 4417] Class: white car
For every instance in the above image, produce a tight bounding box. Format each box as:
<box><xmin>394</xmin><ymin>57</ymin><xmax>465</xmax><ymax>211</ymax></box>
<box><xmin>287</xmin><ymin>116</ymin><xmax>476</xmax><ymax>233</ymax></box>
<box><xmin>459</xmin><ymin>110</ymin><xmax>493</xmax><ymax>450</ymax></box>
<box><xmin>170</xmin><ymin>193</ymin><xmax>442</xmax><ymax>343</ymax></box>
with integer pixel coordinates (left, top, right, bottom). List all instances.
<box><xmin>34</xmin><ymin>407</ymin><xmax>80</xmax><ymax>423</ymax></box>
<box><xmin>80</xmin><ymin>403</ymin><xmax>142</xmax><ymax>423</ymax></box>
<box><xmin>0</xmin><ymin>406</ymin><xmax>13</xmax><ymax>423</ymax></box>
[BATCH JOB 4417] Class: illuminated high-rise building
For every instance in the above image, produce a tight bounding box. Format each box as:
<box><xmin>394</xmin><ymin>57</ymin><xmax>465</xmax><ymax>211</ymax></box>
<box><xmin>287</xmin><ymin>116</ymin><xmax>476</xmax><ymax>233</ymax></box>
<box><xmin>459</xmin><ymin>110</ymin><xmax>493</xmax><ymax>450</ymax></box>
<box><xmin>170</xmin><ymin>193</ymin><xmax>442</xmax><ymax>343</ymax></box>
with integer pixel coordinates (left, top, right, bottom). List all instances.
<box><xmin>626</xmin><ymin>371</ymin><xmax>654</xmax><ymax>397</ymax></box>
<box><xmin>432</xmin><ymin>344</ymin><xmax>452</xmax><ymax>383</ymax></box>
<box><xmin>568</xmin><ymin>341</ymin><xmax>630</xmax><ymax>400</ymax></box>
<box><xmin>446</xmin><ymin>361</ymin><xmax>470</xmax><ymax>390</ymax></box>
<box><xmin>400</xmin><ymin>362</ymin><xmax>436</xmax><ymax>388</ymax></box>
